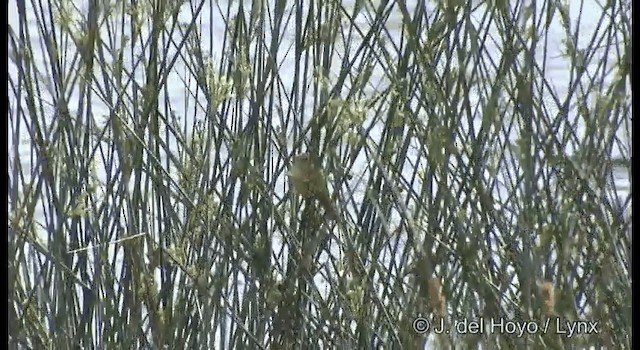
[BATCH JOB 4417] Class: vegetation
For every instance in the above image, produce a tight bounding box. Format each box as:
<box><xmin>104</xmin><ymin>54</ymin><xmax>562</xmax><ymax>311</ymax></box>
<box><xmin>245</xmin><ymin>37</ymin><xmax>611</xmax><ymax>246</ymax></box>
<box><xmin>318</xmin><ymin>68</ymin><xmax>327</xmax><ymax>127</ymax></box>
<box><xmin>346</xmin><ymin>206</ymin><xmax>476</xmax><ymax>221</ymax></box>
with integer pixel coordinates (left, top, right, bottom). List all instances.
<box><xmin>9</xmin><ymin>0</ymin><xmax>631</xmax><ymax>348</ymax></box>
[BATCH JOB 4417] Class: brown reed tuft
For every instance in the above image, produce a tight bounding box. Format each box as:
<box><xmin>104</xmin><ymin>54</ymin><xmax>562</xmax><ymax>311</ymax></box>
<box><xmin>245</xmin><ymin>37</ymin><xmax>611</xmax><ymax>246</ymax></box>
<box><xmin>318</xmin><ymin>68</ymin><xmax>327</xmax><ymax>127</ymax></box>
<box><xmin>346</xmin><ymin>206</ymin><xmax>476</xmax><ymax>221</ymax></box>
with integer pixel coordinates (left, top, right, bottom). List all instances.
<box><xmin>540</xmin><ymin>281</ymin><xmax>556</xmax><ymax>317</ymax></box>
<box><xmin>427</xmin><ymin>277</ymin><xmax>446</xmax><ymax>319</ymax></box>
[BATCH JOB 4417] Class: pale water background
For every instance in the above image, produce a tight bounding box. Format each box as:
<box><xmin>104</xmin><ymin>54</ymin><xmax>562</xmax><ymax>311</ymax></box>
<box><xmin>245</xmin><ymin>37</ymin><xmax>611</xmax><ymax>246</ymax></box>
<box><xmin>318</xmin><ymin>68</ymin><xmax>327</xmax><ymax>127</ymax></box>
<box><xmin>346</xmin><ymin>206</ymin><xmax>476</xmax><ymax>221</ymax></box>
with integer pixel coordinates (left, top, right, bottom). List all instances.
<box><xmin>8</xmin><ymin>0</ymin><xmax>631</xmax><ymax>347</ymax></box>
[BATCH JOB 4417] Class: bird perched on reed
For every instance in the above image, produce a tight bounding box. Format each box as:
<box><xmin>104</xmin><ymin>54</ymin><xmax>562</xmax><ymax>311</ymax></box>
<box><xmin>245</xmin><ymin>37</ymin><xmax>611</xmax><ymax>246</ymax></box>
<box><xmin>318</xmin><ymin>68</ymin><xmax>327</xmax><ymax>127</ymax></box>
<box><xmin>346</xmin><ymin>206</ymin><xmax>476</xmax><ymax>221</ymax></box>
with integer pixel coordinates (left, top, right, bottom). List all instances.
<box><xmin>287</xmin><ymin>152</ymin><xmax>338</xmax><ymax>220</ymax></box>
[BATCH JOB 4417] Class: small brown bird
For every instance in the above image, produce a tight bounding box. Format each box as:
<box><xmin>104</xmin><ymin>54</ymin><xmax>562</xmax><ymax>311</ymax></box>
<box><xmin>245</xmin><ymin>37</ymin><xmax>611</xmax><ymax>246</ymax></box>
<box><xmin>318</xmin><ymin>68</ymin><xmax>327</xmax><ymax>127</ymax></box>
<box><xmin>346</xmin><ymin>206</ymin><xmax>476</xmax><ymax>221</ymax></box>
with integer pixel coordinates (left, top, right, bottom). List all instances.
<box><xmin>287</xmin><ymin>153</ymin><xmax>338</xmax><ymax>220</ymax></box>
